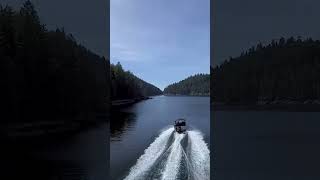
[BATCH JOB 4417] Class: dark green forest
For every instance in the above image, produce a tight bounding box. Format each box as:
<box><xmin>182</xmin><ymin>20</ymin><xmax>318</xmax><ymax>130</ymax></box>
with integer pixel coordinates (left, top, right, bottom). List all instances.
<box><xmin>163</xmin><ymin>74</ymin><xmax>210</xmax><ymax>96</ymax></box>
<box><xmin>111</xmin><ymin>62</ymin><xmax>162</xmax><ymax>100</ymax></box>
<box><xmin>0</xmin><ymin>1</ymin><xmax>109</xmax><ymax>124</ymax></box>
<box><xmin>211</xmin><ymin>36</ymin><xmax>320</xmax><ymax>104</ymax></box>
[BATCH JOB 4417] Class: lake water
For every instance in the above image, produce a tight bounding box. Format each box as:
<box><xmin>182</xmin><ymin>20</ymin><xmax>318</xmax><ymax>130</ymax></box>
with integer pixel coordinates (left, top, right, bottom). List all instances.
<box><xmin>110</xmin><ymin>95</ymin><xmax>210</xmax><ymax>180</ymax></box>
<box><xmin>1</xmin><ymin>122</ymin><xmax>109</xmax><ymax>180</ymax></box>
<box><xmin>213</xmin><ymin>110</ymin><xmax>320</xmax><ymax>180</ymax></box>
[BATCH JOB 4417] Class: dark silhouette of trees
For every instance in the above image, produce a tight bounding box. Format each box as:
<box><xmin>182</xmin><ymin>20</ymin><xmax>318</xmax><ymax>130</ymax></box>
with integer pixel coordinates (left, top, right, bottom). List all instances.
<box><xmin>110</xmin><ymin>62</ymin><xmax>162</xmax><ymax>100</ymax></box>
<box><xmin>0</xmin><ymin>1</ymin><xmax>109</xmax><ymax>124</ymax></box>
<box><xmin>163</xmin><ymin>74</ymin><xmax>210</xmax><ymax>96</ymax></box>
<box><xmin>211</xmin><ymin>36</ymin><xmax>320</xmax><ymax>104</ymax></box>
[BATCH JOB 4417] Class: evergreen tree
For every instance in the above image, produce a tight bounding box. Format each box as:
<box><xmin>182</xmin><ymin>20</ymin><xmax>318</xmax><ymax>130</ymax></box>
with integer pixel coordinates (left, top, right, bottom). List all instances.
<box><xmin>0</xmin><ymin>2</ymin><xmax>110</xmax><ymax>124</ymax></box>
<box><xmin>110</xmin><ymin>62</ymin><xmax>162</xmax><ymax>100</ymax></box>
<box><xmin>163</xmin><ymin>74</ymin><xmax>210</xmax><ymax>96</ymax></box>
<box><xmin>211</xmin><ymin>36</ymin><xmax>320</xmax><ymax>104</ymax></box>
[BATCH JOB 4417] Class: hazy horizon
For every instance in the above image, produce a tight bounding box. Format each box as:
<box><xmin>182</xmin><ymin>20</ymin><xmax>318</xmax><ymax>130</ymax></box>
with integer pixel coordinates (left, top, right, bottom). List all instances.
<box><xmin>111</xmin><ymin>0</ymin><xmax>210</xmax><ymax>90</ymax></box>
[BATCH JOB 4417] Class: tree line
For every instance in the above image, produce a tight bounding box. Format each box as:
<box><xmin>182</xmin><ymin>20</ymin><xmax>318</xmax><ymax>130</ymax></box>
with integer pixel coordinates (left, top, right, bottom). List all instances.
<box><xmin>211</xmin><ymin>36</ymin><xmax>320</xmax><ymax>104</ymax></box>
<box><xmin>163</xmin><ymin>74</ymin><xmax>210</xmax><ymax>96</ymax></box>
<box><xmin>0</xmin><ymin>1</ymin><xmax>109</xmax><ymax>124</ymax></box>
<box><xmin>110</xmin><ymin>62</ymin><xmax>162</xmax><ymax>100</ymax></box>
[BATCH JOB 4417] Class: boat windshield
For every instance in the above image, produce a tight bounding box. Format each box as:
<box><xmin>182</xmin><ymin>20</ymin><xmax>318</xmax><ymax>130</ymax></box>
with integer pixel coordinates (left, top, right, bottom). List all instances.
<box><xmin>176</xmin><ymin>121</ymin><xmax>186</xmax><ymax>126</ymax></box>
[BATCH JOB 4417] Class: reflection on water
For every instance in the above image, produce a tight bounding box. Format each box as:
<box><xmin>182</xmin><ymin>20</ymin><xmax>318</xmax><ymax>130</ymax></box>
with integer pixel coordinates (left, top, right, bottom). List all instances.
<box><xmin>1</xmin><ymin>121</ymin><xmax>109</xmax><ymax>180</ymax></box>
<box><xmin>213</xmin><ymin>111</ymin><xmax>320</xmax><ymax>180</ymax></box>
<box><xmin>111</xmin><ymin>110</ymin><xmax>137</xmax><ymax>140</ymax></box>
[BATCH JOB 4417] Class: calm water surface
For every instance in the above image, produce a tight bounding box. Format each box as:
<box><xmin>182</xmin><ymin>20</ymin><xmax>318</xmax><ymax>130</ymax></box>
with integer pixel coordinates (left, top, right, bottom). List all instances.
<box><xmin>213</xmin><ymin>110</ymin><xmax>320</xmax><ymax>180</ymax></box>
<box><xmin>110</xmin><ymin>95</ymin><xmax>210</xmax><ymax>180</ymax></box>
<box><xmin>1</xmin><ymin>122</ymin><xmax>109</xmax><ymax>180</ymax></box>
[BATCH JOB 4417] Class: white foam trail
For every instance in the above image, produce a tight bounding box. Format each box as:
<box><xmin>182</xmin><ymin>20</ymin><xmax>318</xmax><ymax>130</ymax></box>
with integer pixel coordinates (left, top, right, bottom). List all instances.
<box><xmin>187</xmin><ymin>130</ymin><xmax>210</xmax><ymax>180</ymax></box>
<box><xmin>124</xmin><ymin>128</ymin><xmax>174</xmax><ymax>180</ymax></box>
<box><xmin>161</xmin><ymin>133</ymin><xmax>185</xmax><ymax>180</ymax></box>
<box><xmin>124</xmin><ymin>128</ymin><xmax>210</xmax><ymax>180</ymax></box>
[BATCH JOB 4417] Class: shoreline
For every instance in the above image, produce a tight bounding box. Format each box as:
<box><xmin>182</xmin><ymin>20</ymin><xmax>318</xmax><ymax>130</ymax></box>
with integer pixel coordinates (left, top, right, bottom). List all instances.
<box><xmin>212</xmin><ymin>102</ymin><xmax>320</xmax><ymax>112</ymax></box>
<box><xmin>164</xmin><ymin>94</ymin><xmax>210</xmax><ymax>97</ymax></box>
<box><xmin>111</xmin><ymin>96</ymin><xmax>153</xmax><ymax>107</ymax></box>
<box><xmin>1</xmin><ymin>112</ymin><xmax>109</xmax><ymax>144</ymax></box>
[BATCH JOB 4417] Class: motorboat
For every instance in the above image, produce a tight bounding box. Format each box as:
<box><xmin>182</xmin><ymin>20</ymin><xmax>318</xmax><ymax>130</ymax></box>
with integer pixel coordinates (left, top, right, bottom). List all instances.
<box><xmin>174</xmin><ymin>118</ymin><xmax>186</xmax><ymax>133</ymax></box>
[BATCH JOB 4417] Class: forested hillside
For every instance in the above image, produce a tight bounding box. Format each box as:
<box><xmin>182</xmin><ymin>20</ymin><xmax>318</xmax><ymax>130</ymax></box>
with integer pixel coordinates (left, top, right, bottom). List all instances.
<box><xmin>163</xmin><ymin>74</ymin><xmax>209</xmax><ymax>96</ymax></box>
<box><xmin>111</xmin><ymin>62</ymin><xmax>162</xmax><ymax>100</ymax></box>
<box><xmin>211</xmin><ymin>36</ymin><xmax>320</xmax><ymax>104</ymax></box>
<box><xmin>0</xmin><ymin>1</ymin><xmax>109</xmax><ymax>124</ymax></box>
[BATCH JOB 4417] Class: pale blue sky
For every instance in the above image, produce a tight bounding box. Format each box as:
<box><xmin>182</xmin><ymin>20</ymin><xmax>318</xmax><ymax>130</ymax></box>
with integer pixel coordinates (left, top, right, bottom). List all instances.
<box><xmin>111</xmin><ymin>0</ymin><xmax>210</xmax><ymax>90</ymax></box>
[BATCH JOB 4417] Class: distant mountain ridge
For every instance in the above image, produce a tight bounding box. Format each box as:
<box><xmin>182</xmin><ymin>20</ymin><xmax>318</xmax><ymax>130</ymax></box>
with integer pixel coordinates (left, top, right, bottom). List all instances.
<box><xmin>163</xmin><ymin>74</ymin><xmax>210</xmax><ymax>96</ymax></box>
<box><xmin>111</xmin><ymin>62</ymin><xmax>162</xmax><ymax>100</ymax></box>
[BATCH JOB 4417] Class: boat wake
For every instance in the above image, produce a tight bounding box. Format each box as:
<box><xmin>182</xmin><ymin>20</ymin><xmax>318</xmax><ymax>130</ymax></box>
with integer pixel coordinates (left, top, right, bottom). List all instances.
<box><xmin>124</xmin><ymin>127</ymin><xmax>210</xmax><ymax>180</ymax></box>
